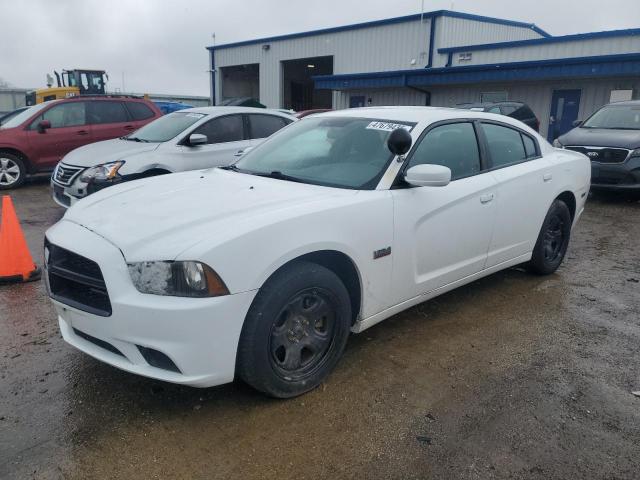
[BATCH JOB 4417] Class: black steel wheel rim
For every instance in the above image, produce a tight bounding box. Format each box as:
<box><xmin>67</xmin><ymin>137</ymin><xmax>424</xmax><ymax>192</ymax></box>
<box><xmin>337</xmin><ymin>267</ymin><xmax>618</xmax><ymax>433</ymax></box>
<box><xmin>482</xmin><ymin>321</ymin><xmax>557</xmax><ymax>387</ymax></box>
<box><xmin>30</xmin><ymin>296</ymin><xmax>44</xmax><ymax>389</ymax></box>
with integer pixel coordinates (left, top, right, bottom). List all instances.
<box><xmin>543</xmin><ymin>214</ymin><xmax>565</xmax><ymax>263</ymax></box>
<box><xmin>269</xmin><ymin>288</ymin><xmax>336</xmax><ymax>380</ymax></box>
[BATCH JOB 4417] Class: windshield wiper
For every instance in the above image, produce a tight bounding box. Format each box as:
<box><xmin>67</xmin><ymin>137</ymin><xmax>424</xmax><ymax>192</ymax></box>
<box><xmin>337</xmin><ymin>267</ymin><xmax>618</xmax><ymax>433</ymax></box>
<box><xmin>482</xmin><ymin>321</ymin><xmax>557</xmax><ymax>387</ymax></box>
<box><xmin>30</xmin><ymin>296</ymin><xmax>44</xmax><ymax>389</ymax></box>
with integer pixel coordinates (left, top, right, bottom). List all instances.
<box><xmin>251</xmin><ymin>170</ymin><xmax>307</xmax><ymax>184</ymax></box>
<box><xmin>123</xmin><ymin>136</ymin><xmax>149</xmax><ymax>142</ymax></box>
<box><xmin>220</xmin><ymin>164</ymin><xmax>239</xmax><ymax>171</ymax></box>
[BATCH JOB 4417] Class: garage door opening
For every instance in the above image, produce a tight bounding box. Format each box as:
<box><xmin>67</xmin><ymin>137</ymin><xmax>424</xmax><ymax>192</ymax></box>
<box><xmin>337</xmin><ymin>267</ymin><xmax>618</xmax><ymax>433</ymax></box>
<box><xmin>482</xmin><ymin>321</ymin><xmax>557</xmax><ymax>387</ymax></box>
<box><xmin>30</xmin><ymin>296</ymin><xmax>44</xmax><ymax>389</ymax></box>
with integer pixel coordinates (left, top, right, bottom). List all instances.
<box><xmin>220</xmin><ymin>64</ymin><xmax>259</xmax><ymax>103</ymax></box>
<box><xmin>282</xmin><ymin>56</ymin><xmax>333</xmax><ymax>111</ymax></box>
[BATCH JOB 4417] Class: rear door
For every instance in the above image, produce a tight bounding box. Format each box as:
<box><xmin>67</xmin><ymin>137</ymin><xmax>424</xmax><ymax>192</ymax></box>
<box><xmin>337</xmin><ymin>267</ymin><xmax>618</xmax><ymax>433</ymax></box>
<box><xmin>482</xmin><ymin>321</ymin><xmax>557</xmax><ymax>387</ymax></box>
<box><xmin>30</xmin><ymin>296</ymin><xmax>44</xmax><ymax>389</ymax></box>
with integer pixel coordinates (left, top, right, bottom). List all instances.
<box><xmin>124</xmin><ymin>101</ymin><xmax>158</xmax><ymax>131</ymax></box>
<box><xmin>177</xmin><ymin>114</ymin><xmax>247</xmax><ymax>170</ymax></box>
<box><xmin>480</xmin><ymin>122</ymin><xmax>554</xmax><ymax>267</ymax></box>
<box><xmin>25</xmin><ymin>101</ymin><xmax>91</xmax><ymax>169</ymax></box>
<box><xmin>88</xmin><ymin>100</ymin><xmax>134</xmax><ymax>142</ymax></box>
<box><xmin>391</xmin><ymin>121</ymin><xmax>498</xmax><ymax>303</ymax></box>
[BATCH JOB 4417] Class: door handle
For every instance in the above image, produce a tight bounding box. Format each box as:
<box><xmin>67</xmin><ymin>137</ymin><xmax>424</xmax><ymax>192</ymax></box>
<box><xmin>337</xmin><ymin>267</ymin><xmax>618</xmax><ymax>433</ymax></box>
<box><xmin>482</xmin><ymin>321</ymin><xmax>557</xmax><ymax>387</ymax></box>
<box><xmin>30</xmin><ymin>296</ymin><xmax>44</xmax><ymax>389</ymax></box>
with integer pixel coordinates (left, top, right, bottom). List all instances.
<box><xmin>543</xmin><ymin>173</ymin><xmax>553</xmax><ymax>182</ymax></box>
<box><xmin>480</xmin><ymin>193</ymin><xmax>494</xmax><ymax>204</ymax></box>
<box><xmin>76</xmin><ymin>130</ymin><xmax>89</xmax><ymax>135</ymax></box>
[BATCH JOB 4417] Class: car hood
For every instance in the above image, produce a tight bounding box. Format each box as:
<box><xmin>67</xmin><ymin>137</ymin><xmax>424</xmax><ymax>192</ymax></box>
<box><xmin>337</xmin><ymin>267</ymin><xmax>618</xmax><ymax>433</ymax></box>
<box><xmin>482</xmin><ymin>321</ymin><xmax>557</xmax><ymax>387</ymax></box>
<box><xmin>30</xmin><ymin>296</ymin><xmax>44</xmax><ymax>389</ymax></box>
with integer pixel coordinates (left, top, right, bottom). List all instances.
<box><xmin>63</xmin><ymin>168</ymin><xmax>357</xmax><ymax>261</ymax></box>
<box><xmin>559</xmin><ymin>127</ymin><xmax>640</xmax><ymax>149</ymax></box>
<box><xmin>61</xmin><ymin>138</ymin><xmax>162</xmax><ymax>167</ymax></box>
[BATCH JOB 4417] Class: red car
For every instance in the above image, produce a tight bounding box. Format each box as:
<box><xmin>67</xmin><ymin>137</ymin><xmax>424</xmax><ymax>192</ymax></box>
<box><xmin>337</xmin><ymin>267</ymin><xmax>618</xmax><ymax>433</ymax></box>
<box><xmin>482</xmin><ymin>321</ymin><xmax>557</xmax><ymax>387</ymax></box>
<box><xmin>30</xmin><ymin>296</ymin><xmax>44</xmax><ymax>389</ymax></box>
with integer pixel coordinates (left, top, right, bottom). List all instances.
<box><xmin>0</xmin><ymin>96</ymin><xmax>162</xmax><ymax>189</ymax></box>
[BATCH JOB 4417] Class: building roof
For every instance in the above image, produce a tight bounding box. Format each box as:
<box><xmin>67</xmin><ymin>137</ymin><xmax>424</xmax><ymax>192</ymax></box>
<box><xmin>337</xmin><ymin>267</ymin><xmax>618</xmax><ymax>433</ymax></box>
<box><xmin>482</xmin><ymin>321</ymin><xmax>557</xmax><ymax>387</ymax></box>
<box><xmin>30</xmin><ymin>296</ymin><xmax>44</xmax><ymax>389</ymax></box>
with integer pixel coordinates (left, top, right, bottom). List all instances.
<box><xmin>206</xmin><ymin>10</ymin><xmax>549</xmax><ymax>51</ymax></box>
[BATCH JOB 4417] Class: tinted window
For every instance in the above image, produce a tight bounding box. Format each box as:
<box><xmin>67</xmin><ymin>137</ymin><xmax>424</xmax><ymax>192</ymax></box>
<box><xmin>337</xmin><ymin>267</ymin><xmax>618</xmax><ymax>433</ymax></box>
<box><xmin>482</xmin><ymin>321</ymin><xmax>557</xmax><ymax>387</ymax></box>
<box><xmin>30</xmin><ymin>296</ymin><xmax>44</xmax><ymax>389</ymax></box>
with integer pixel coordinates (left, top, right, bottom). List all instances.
<box><xmin>522</xmin><ymin>134</ymin><xmax>538</xmax><ymax>158</ymax></box>
<box><xmin>31</xmin><ymin>102</ymin><xmax>86</xmax><ymax>129</ymax></box>
<box><xmin>407</xmin><ymin>122</ymin><xmax>480</xmax><ymax>180</ymax></box>
<box><xmin>487</xmin><ymin>106</ymin><xmax>501</xmax><ymax>114</ymax></box>
<box><xmin>248</xmin><ymin>114</ymin><xmax>288</xmax><ymax>139</ymax></box>
<box><xmin>501</xmin><ymin>105</ymin><xmax>517</xmax><ymax>116</ymax></box>
<box><xmin>193</xmin><ymin>115</ymin><xmax>244</xmax><ymax>144</ymax></box>
<box><xmin>511</xmin><ymin>105</ymin><xmax>534</xmax><ymax>120</ymax></box>
<box><xmin>483</xmin><ymin>123</ymin><xmax>526</xmax><ymax>168</ymax></box>
<box><xmin>126</xmin><ymin>102</ymin><xmax>155</xmax><ymax>121</ymax></box>
<box><xmin>88</xmin><ymin>101</ymin><xmax>128</xmax><ymax>124</ymax></box>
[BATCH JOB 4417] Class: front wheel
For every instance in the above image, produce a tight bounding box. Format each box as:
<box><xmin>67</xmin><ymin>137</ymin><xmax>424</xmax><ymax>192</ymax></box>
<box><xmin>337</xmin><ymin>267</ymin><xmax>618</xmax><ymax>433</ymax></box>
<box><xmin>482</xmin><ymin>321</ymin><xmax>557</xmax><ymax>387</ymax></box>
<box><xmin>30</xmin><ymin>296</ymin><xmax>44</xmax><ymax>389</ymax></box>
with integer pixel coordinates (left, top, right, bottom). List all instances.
<box><xmin>0</xmin><ymin>153</ymin><xmax>26</xmax><ymax>190</ymax></box>
<box><xmin>527</xmin><ymin>199</ymin><xmax>572</xmax><ymax>275</ymax></box>
<box><xmin>237</xmin><ymin>261</ymin><xmax>352</xmax><ymax>398</ymax></box>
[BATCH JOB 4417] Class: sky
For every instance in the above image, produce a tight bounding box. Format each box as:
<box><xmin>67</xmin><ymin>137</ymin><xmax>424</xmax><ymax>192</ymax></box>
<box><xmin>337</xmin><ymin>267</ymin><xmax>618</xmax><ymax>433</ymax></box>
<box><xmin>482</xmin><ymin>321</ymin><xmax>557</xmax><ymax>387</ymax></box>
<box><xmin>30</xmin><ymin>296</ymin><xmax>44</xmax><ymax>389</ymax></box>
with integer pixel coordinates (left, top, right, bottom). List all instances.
<box><xmin>1</xmin><ymin>0</ymin><xmax>638</xmax><ymax>96</ymax></box>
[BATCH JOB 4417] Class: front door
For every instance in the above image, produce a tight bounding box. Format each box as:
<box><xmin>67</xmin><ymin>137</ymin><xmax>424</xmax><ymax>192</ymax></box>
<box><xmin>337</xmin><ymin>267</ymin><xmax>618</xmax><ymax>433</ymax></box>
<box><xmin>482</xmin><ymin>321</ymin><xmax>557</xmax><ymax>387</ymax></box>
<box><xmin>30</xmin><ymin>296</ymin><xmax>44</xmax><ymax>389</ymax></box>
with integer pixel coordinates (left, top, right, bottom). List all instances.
<box><xmin>390</xmin><ymin>121</ymin><xmax>497</xmax><ymax>304</ymax></box>
<box><xmin>349</xmin><ymin>96</ymin><xmax>365</xmax><ymax>108</ymax></box>
<box><xmin>547</xmin><ymin>89</ymin><xmax>581</xmax><ymax>142</ymax></box>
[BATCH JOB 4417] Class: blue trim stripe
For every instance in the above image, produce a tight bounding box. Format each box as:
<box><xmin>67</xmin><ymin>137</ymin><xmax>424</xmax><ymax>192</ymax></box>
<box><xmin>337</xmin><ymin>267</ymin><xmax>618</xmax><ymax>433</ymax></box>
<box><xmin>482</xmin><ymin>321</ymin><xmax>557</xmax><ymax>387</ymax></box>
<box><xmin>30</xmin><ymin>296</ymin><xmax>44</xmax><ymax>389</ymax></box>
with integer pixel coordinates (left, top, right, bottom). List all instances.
<box><xmin>313</xmin><ymin>53</ymin><xmax>640</xmax><ymax>90</ymax></box>
<box><xmin>437</xmin><ymin>27</ymin><xmax>640</xmax><ymax>54</ymax></box>
<box><xmin>207</xmin><ymin>10</ymin><xmax>547</xmax><ymax>51</ymax></box>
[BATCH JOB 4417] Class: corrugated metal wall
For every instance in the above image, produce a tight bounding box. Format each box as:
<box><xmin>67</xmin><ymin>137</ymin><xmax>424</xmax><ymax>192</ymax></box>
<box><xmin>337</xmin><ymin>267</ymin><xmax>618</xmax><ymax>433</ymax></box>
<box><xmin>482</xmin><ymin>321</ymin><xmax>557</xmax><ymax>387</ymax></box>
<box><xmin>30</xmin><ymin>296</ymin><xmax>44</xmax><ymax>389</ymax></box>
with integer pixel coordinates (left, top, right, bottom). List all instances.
<box><xmin>448</xmin><ymin>35</ymin><xmax>640</xmax><ymax>66</ymax></box>
<box><xmin>333</xmin><ymin>89</ymin><xmax>428</xmax><ymax>110</ymax></box>
<box><xmin>214</xmin><ymin>18</ymin><xmax>432</xmax><ymax>107</ymax></box>
<box><xmin>0</xmin><ymin>89</ymin><xmax>27</xmax><ymax>114</ymax></box>
<box><xmin>433</xmin><ymin>16</ymin><xmax>543</xmax><ymax>67</ymax></box>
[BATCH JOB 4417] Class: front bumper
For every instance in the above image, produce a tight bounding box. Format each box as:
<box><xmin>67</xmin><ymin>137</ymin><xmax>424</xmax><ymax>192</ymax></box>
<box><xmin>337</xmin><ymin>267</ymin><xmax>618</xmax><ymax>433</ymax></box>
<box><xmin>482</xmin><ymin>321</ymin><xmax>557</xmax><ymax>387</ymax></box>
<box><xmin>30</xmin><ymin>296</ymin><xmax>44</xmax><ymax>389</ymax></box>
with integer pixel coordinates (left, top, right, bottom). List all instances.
<box><xmin>590</xmin><ymin>157</ymin><xmax>640</xmax><ymax>191</ymax></box>
<box><xmin>45</xmin><ymin>219</ymin><xmax>257</xmax><ymax>387</ymax></box>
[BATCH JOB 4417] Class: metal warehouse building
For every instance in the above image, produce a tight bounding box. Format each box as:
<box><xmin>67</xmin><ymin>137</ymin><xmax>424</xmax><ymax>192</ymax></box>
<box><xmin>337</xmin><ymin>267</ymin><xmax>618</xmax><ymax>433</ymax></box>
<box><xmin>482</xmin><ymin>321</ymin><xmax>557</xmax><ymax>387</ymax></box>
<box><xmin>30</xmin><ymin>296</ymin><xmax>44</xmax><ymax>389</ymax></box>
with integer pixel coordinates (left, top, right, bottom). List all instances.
<box><xmin>207</xmin><ymin>10</ymin><xmax>640</xmax><ymax>141</ymax></box>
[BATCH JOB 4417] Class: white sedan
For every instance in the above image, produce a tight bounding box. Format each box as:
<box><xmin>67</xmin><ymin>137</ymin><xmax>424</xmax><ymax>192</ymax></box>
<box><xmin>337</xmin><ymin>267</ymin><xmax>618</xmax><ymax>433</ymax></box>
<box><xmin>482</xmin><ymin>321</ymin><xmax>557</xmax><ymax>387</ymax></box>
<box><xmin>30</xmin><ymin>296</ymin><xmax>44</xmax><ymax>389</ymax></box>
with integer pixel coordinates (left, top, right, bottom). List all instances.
<box><xmin>44</xmin><ymin>107</ymin><xmax>590</xmax><ymax>398</ymax></box>
<box><xmin>51</xmin><ymin>106</ymin><xmax>295</xmax><ymax>207</ymax></box>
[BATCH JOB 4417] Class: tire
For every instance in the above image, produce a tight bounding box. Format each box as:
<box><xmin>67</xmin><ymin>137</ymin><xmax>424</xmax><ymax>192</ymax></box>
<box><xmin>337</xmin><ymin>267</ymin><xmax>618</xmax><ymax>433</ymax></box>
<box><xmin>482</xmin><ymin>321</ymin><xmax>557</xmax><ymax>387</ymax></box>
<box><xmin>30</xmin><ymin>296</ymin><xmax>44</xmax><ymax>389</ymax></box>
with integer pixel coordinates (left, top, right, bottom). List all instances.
<box><xmin>527</xmin><ymin>199</ymin><xmax>572</xmax><ymax>275</ymax></box>
<box><xmin>237</xmin><ymin>261</ymin><xmax>352</xmax><ymax>398</ymax></box>
<box><xmin>0</xmin><ymin>153</ymin><xmax>26</xmax><ymax>190</ymax></box>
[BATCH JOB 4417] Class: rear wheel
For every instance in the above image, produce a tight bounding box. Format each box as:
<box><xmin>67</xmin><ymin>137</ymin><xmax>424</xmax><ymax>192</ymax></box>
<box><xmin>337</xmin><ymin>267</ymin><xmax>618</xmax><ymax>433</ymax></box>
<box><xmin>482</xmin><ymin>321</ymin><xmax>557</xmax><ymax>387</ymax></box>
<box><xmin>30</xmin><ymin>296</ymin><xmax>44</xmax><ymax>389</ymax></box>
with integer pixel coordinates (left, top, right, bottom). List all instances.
<box><xmin>0</xmin><ymin>153</ymin><xmax>26</xmax><ymax>190</ymax></box>
<box><xmin>237</xmin><ymin>261</ymin><xmax>352</xmax><ymax>398</ymax></box>
<box><xmin>527</xmin><ymin>199</ymin><xmax>572</xmax><ymax>275</ymax></box>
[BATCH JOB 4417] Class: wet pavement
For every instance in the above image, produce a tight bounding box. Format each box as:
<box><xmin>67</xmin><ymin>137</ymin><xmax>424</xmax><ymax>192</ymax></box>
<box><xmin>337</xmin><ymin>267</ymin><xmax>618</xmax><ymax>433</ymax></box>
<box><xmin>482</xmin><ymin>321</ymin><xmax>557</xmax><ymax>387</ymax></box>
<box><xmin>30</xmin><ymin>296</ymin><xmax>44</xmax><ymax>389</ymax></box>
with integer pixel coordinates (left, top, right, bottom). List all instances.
<box><xmin>1</xmin><ymin>179</ymin><xmax>639</xmax><ymax>479</ymax></box>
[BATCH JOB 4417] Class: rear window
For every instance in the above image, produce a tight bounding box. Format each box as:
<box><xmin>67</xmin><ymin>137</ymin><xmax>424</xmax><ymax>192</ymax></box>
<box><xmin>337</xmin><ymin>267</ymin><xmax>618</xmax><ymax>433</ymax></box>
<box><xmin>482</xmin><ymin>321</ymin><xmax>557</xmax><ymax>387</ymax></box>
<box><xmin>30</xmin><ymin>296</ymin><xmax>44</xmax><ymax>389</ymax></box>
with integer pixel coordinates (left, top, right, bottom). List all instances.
<box><xmin>88</xmin><ymin>101</ymin><xmax>128</xmax><ymax>124</ymax></box>
<box><xmin>126</xmin><ymin>102</ymin><xmax>155</xmax><ymax>121</ymax></box>
<box><xmin>248</xmin><ymin>114</ymin><xmax>289</xmax><ymax>139</ymax></box>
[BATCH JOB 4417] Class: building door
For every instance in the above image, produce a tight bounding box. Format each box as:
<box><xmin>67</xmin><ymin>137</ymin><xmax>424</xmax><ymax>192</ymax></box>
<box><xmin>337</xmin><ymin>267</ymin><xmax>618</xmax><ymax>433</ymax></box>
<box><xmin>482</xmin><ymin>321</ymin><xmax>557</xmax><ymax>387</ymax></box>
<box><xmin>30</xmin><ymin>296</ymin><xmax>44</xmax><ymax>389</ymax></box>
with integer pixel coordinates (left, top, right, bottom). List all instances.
<box><xmin>547</xmin><ymin>89</ymin><xmax>581</xmax><ymax>142</ymax></box>
<box><xmin>349</xmin><ymin>96</ymin><xmax>365</xmax><ymax>108</ymax></box>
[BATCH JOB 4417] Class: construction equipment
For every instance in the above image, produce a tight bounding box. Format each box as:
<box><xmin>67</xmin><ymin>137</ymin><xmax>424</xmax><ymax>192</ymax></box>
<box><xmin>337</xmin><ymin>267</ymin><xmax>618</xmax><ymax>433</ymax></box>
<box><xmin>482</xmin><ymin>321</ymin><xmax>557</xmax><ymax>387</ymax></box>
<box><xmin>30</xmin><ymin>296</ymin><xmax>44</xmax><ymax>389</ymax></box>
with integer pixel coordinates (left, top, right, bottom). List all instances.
<box><xmin>25</xmin><ymin>69</ymin><xmax>108</xmax><ymax>105</ymax></box>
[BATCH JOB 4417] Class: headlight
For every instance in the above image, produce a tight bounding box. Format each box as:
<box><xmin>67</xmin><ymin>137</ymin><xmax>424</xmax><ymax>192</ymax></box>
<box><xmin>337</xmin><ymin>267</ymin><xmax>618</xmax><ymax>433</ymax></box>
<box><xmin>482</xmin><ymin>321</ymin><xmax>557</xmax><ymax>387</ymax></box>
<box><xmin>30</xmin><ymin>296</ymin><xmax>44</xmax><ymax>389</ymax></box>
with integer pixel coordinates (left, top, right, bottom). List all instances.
<box><xmin>630</xmin><ymin>148</ymin><xmax>640</xmax><ymax>158</ymax></box>
<box><xmin>127</xmin><ymin>261</ymin><xmax>229</xmax><ymax>297</ymax></box>
<box><xmin>79</xmin><ymin>160</ymin><xmax>125</xmax><ymax>183</ymax></box>
<box><xmin>552</xmin><ymin>138</ymin><xmax>563</xmax><ymax>148</ymax></box>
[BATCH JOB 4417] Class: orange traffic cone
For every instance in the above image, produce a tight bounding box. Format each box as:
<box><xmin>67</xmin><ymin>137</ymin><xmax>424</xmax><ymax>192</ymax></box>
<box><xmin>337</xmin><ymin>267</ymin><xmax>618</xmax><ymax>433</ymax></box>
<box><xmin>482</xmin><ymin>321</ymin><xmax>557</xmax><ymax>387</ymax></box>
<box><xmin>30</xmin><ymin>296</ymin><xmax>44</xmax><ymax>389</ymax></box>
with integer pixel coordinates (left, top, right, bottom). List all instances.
<box><xmin>0</xmin><ymin>195</ymin><xmax>41</xmax><ymax>284</ymax></box>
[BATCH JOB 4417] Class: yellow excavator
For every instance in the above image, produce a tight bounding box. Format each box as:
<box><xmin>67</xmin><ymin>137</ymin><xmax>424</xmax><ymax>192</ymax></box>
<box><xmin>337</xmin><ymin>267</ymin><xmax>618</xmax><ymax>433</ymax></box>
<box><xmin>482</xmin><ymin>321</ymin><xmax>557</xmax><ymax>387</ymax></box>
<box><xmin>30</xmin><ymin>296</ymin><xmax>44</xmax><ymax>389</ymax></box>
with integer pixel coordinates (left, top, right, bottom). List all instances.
<box><xmin>25</xmin><ymin>69</ymin><xmax>108</xmax><ymax>105</ymax></box>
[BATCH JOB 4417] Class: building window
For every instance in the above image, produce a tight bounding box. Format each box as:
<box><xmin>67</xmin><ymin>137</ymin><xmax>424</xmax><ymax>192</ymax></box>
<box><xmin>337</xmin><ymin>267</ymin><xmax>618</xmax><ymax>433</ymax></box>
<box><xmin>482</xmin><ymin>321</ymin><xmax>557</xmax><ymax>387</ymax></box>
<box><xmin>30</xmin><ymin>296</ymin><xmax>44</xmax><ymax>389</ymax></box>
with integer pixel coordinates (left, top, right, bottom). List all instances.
<box><xmin>481</xmin><ymin>91</ymin><xmax>508</xmax><ymax>103</ymax></box>
<box><xmin>609</xmin><ymin>89</ymin><xmax>633</xmax><ymax>103</ymax></box>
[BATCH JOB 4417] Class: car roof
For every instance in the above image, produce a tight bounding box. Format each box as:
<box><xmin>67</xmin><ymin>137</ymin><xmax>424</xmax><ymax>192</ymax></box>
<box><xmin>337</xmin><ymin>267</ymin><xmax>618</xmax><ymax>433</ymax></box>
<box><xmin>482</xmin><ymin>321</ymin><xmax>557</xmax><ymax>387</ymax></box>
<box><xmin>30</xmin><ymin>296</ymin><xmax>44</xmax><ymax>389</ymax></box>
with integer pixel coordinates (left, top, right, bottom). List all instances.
<box><xmin>314</xmin><ymin>106</ymin><xmax>527</xmax><ymax>125</ymax></box>
<box><xmin>605</xmin><ymin>100</ymin><xmax>640</xmax><ymax>107</ymax></box>
<box><xmin>182</xmin><ymin>106</ymin><xmax>296</xmax><ymax>118</ymax></box>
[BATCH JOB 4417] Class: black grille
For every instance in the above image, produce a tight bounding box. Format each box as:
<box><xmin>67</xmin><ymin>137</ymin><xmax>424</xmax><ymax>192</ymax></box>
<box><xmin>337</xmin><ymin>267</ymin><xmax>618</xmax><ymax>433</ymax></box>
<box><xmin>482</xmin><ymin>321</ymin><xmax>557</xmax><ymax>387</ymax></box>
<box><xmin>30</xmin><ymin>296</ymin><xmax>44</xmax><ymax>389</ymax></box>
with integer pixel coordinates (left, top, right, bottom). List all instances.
<box><xmin>54</xmin><ymin>164</ymin><xmax>84</xmax><ymax>186</ymax></box>
<box><xmin>73</xmin><ymin>328</ymin><xmax>124</xmax><ymax>357</ymax></box>
<box><xmin>565</xmin><ymin>146</ymin><xmax>630</xmax><ymax>164</ymax></box>
<box><xmin>45</xmin><ymin>239</ymin><xmax>112</xmax><ymax>316</ymax></box>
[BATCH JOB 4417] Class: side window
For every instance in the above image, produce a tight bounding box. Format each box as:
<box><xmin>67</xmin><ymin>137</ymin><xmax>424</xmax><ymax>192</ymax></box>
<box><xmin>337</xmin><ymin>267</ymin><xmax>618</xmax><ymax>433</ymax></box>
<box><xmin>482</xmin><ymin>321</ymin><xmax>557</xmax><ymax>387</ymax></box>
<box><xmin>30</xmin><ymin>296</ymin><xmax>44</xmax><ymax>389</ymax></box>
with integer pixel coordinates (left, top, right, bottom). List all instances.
<box><xmin>487</xmin><ymin>106</ymin><xmax>501</xmax><ymax>114</ymax></box>
<box><xmin>407</xmin><ymin>122</ymin><xmax>481</xmax><ymax>181</ymax></box>
<box><xmin>192</xmin><ymin>114</ymin><xmax>244</xmax><ymax>144</ymax></box>
<box><xmin>126</xmin><ymin>102</ymin><xmax>155</xmax><ymax>121</ymax></box>
<box><xmin>501</xmin><ymin>105</ymin><xmax>517</xmax><ymax>116</ymax></box>
<box><xmin>248</xmin><ymin>114</ymin><xmax>288</xmax><ymax>139</ymax></box>
<box><xmin>31</xmin><ymin>102</ymin><xmax>86</xmax><ymax>129</ymax></box>
<box><xmin>88</xmin><ymin>101</ymin><xmax>129</xmax><ymax>124</ymax></box>
<box><xmin>522</xmin><ymin>133</ymin><xmax>538</xmax><ymax>158</ymax></box>
<box><xmin>482</xmin><ymin>123</ymin><xmax>527</xmax><ymax>168</ymax></box>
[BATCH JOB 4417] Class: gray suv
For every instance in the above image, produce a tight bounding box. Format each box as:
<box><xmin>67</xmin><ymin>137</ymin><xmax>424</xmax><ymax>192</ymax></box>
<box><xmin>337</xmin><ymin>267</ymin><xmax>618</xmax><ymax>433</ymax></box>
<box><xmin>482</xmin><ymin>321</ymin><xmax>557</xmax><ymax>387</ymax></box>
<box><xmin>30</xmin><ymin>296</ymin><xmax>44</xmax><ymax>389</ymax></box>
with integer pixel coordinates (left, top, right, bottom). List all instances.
<box><xmin>555</xmin><ymin>101</ymin><xmax>640</xmax><ymax>197</ymax></box>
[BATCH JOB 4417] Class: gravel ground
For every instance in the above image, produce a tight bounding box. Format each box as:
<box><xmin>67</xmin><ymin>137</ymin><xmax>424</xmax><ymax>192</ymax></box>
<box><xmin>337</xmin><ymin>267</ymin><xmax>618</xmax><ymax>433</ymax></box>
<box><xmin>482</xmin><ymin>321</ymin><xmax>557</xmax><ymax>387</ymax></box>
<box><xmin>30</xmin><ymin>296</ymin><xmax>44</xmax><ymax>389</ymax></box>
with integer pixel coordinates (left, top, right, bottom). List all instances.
<box><xmin>1</xmin><ymin>178</ymin><xmax>639</xmax><ymax>480</ymax></box>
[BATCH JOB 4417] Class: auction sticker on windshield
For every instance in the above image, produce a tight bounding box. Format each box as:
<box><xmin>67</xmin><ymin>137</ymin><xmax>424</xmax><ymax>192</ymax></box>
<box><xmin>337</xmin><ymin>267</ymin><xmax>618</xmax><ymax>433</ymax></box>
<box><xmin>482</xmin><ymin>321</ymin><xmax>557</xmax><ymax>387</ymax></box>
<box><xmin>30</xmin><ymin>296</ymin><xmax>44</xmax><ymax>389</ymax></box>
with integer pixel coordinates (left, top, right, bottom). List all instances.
<box><xmin>366</xmin><ymin>121</ymin><xmax>411</xmax><ymax>132</ymax></box>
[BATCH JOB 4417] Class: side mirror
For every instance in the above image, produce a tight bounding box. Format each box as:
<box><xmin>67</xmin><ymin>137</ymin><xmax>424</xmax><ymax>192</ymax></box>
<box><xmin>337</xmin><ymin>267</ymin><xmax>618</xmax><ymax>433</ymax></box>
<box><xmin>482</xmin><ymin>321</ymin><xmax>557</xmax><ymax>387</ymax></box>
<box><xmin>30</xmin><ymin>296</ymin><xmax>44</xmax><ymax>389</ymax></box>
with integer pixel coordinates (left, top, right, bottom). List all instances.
<box><xmin>37</xmin><ymin>120</ymin><xmax>51</xmax><ymax>133</ymax></box>
<box><xmin>387</xmin><ymin>128</ymin><xmax>412</xmax><ymax>156</ymax></box>
<box><xmin>188</xmin><ymin>133</ymin><xmax>207</xmax><ymax>146</ymax></box>
<box><xmin>404</xmin><ymin>164</ymin><xmax>451</xmax><ymax>187</ymax></box>
<box><xmin>572</xmin><ymin>119</ymin><xmax>583</xmax><ymax>128</ymax></box>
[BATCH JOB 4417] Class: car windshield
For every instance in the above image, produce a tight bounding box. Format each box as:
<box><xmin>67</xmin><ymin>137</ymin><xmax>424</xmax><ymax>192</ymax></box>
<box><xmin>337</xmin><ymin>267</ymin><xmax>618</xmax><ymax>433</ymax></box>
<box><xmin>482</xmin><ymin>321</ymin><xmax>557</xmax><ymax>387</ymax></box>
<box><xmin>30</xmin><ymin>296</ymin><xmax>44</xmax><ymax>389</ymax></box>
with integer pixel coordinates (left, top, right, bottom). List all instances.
<box><xmin>582</xmin><ymin>105</ymin><xmax>640</xmax><ymax>130</ymax></box>
<box><xmin>234</xmin><ymin>116</ymin><xmax>413</xmax><ymax>189</ymax></box>
<box><xmin>126</xmin><ymin>111</ymin><xmax>206</xmax><ymax>142</ymax></box>
<box><xmin>0</xmin><ymin>103</ymin><xmax>47</xmax><ymax>129</ymax></box>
